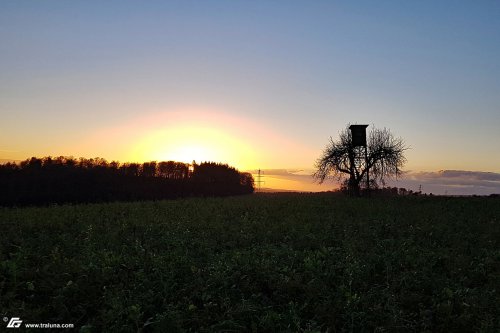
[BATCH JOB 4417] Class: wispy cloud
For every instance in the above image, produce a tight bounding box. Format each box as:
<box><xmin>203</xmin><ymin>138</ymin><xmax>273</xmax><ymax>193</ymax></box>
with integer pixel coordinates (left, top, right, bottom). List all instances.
<box><xmin>247</xmin><ymin>168</ymin><xmax>500</xmax><ymax>195</ymax></box>
<box><xmin>246</xmin><ymin>168</ymin><xmax>327</xmax><ymax>192</ymax></box>
<box><xmin>248</xmin><ymin>169</ymin><xmax>310</xmax><ymax>177</ymax></box>
<box><xmin>391</xmin><ymin>170</ymin><xmax>500</xmax><ymax>195</ymax></box>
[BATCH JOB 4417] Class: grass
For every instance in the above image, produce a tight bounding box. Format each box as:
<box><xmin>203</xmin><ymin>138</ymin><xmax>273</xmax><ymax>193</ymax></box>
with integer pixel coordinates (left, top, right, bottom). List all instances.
<box><xmin>1</xmin><ymin>193</ymin><xmax>500</xmax><ymax>332</ymax></box>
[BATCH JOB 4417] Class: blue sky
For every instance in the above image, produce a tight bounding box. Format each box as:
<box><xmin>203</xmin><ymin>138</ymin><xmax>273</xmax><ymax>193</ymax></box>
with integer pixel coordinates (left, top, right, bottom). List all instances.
<box><xmin>1</xmin><ymin>1</ymin><xmax>500</xmax><ymax>193</ymax></box>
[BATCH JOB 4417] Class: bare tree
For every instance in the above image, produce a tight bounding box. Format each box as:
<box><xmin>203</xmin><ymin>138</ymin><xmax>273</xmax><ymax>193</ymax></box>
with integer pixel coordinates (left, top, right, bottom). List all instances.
<box><xmin>314</xmin><ymin>125</ymin><xmax>407</xmax><ymax>196</ymax></box>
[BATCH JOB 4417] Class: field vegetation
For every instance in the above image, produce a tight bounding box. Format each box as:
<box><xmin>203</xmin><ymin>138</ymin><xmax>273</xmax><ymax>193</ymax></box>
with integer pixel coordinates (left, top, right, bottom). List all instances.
<box><xmin>1</xmin><ymin>193</ymin><xmax>499</xmax><ymax>332</ymax></box>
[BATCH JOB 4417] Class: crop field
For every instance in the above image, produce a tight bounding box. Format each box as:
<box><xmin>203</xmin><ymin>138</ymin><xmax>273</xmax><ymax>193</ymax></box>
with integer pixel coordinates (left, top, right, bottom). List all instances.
<box><xmin>1</xmin><ymin>193</ymin><xmax>500</xmax><ymax>332</ymax></box>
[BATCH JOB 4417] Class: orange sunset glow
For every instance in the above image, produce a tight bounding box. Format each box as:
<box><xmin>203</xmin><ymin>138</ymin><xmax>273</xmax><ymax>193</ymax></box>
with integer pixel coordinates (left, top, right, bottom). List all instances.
<box><xmin>2</xmin><ymin>3</ymin><xmax>500</xmax><ymax>332</ymax></box>
<box><xmin>1</xmin><ymin>1</ymin><xmax>500</xmax><ymax>194</ymax></box>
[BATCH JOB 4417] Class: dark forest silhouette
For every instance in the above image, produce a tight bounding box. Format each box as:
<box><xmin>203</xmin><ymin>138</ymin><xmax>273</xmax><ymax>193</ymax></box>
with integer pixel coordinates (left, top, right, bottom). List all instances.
<box><xmin>0</xmin><ymin>157</ymin><xmax>254</xmax><ymax>206</ymax></box>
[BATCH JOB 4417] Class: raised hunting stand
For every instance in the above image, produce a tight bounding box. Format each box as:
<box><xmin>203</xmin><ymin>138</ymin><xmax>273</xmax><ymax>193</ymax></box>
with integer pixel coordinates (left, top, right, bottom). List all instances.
<box><xmin>349</xmin><ymin>124</ymin><xmax>369</xmax><ymax>195</ymax></box>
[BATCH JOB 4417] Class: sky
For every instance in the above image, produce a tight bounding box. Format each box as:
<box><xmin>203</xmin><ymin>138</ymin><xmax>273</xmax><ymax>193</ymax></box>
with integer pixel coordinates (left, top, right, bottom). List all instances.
<box><xmin>1</xmin><ymin>1</ymin><xmax>500</xmax><ymax>193</ymax></box>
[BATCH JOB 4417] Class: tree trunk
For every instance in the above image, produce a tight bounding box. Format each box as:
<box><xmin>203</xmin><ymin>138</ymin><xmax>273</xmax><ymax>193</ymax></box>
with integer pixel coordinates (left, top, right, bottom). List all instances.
<box><xmin>348</xmin><ymin>177</ymin><xmax>361</xmax><ymax>197</ymax></box>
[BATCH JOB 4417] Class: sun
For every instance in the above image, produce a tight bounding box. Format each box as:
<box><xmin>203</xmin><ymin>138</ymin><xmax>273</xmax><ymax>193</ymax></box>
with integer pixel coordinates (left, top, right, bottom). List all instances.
<box><xmin>166</xmin><ymin>144</ymin><xmax>212</xmax><ymax>164</ymax></box>
<box><xmin>129</xmin><ymin>124</ymin><xmax>257</xmax><ymax>169</ymax></box>
<box><xmin>151</xmin><ymin>138</ymin><xmax>219</xmax><ymax>165</ymax></box>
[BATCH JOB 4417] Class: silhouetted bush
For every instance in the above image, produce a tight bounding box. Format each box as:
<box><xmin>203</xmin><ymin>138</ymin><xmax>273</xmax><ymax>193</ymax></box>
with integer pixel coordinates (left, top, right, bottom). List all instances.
<box><xmin>0</xmin><ymin>157</ymin><xmax>254</xmax><ymax>206</ymax></box>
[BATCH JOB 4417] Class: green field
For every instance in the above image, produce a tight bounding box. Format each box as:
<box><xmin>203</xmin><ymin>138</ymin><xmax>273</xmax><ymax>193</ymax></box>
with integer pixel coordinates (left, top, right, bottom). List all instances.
<box><xmin>1</xmin><ymin>194</ymin><xmax>500</xmax><ymax>332</ymax></box>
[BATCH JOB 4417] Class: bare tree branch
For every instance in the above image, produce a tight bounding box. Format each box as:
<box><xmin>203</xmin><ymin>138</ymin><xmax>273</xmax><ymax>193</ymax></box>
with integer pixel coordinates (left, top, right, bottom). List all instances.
<box><xmin>313</xmin><ymin>125</ymin><xmax>408</xmax><ymax>195</ymax></box>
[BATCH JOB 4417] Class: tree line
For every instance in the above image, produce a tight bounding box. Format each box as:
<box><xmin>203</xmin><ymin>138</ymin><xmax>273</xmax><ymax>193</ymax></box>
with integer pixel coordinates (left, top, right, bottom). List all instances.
<box><xmin>0</xmin><ymin>157</ymin><xmax>254</xmax><ymax>206</ymax></box>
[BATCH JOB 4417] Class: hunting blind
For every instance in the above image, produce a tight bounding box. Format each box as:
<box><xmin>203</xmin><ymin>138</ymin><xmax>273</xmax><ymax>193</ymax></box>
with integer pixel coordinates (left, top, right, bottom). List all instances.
<box><xmin>349</xmin><ymin>124</ymin><xmax>368</xmax><ymax>147</ymax></box>
<box><xmin>349</xmin><ymin>124</ymin><xmax>370</xmax><ymax>194</ymax></box>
